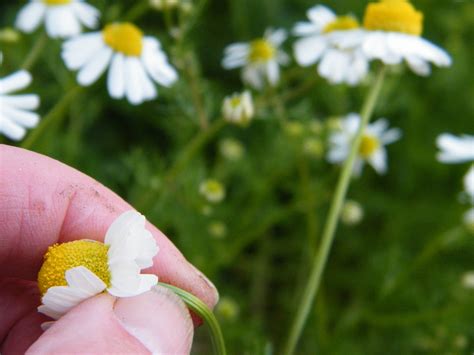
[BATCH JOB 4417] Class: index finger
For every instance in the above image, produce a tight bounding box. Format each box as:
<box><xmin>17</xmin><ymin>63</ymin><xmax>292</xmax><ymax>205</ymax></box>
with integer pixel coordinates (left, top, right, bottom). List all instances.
<box><xmin>0</xmin><ymin>144</ymin><xmax>218</xmax><ymax>309</ymax></box>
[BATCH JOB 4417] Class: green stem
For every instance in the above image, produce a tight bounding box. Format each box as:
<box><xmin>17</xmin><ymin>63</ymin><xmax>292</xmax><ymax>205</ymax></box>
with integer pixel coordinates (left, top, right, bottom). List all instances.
<box><xmin>21</xmin><ymin>86</ymin><xmax>82</xmax><ymax>150</ymax></box>
<box><xmin>158</xmin><ymin>282</ymin><xmax>227</xmax><ymax>355</ymax></box>
<box><xmin>282</xmin><ymin>66</ymin><xmax>387</xmax><ymax>355</ymax></box>
<box><xmin>21</xmin><ymin>31</ymin><xmax>47</xmax><ymax>71</ymax></box>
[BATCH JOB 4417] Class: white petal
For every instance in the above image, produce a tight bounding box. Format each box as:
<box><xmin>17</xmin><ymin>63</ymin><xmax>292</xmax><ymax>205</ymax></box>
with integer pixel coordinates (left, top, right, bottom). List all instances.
<box><xmin>15</xmin><ymin>2</ymin><xmax>46</xmax><ymax>33</ymax></box>
<box><xmin>318</xmin><ymin>49</ymin><xmax>350</xmax><ymax>84</ymax></box>
<box><xmin>107</xmin><ymin>53</ymin><xmax>126</xmax><ymax>99</ymax></box>
<box><xmin>105</xmin><ymin>211</ymin><xmax>145</xmax><ymax>245</ymax></box>
<box><xmin>45</xmin><ymin>6</ymin><xmax>81</xmax><ymax>38</ymax></box>
<box><xmin>1</xmin><ymin>105</ymin><xmax>39</xmax><ymax>128</ymax></box>
<box><xmin>294</xmin><ymin>36</ymin><xmax>327</xmax><ymax>66</ymax></box>
<box><xmin>266</xmin><ymin>28</ymin><xmax>287</xmax><ymax>46</ymax></box>
<box><xmin>38</xmin><ymin>266</ymin><xmax>106</xmax><ymax>320</ymax></box>
<box><xmin>77</xmin><ymin>46</ymin><xmax>112</xmax><ymax>86</ymax></box>
<box><xmin>266</xmin><ymin>60</ymin><xmax>279</xmax><ymax>85</ymax></box>
<box><xmin>362</xmin><ymin>32</ymin><xmax>402</xmax><ymax>64</ymax></box>
<box><xmin>406</xmin><ymin>55</ymin><xmax>431</xmax><ymax>76</ymax></box>
<box><xmin>0</xmin><ymin>94</ymin><xmax>40</xmax><ymax>110</ymax></box>
<box><xmin>107</xmin><ymin>261</ymin><xmax>141</xmax><ymax>297</ymax></box>
<box><xmin>136</xmin><ymin>274</ymin><xmax>159</xmax><ymax>294</ymax></box>
<box><xmin>436</xmin><ymin>134</ymin><xmax>474</xmax><ymax>163</ymax></box>
<box><xmin>124</xmin><ymin>56</ymin><xmax>145</xmax><ymax>105</ymax></box>
<box><xmin>381</xmin><ymin>128</ymin><xmax>402</xmax><ymax>145</ymax></box>
<box><xmin>0</xmin><ymin>70</ymin><xmax>32</xmax><ymax>95</ymax></box>
<box><xmin>307</xmin><ymin>5</ymin><xmax>336</xmax><ymax>29</ymax></box>
<box><xmin>242</xmin><ymin>65</ymin><xmax>263</xmax><ymax>90</ymax></box>
<box><xmin>62</xmin><ymin>32</ymin><xmax>103</xmax><ymax>70</ymax></box>
<box><xmin>142</xmin><ymin>38</ymin><xmax>178</xmax><ymax>87</ymax></box>
<box><xmin>71</xmin><ymin>1</ymin><xmax>100</xmax><ymax>29</ymax></box>
<box><xmin>368</xmin><ymin>149</ymin><xmax>388</xmax><ymax>174</ymax></box>
<box><xmin>293</xmin><ymin>22</ymin><xmax>319</xmax><ymax>36</ymax></box>
<box><xmin>0</xmin><ymin>117</ymin><xmax>26</xmax><ymax>141</ymax></box>
<box><xmin>65</xmin><ymin>265</ymin><xmax>107</xmax><ymax>292</ymax></box>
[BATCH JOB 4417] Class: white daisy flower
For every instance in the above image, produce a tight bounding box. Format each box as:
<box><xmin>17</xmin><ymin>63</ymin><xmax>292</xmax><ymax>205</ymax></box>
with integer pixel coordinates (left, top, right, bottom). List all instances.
<box><xmin>15</xmin><ymin>0</ymin><xmax>99</xmax><ymax>39</ymax></box>
<box><xmin>327</xmin><ymin>113</ymin><xmax>402</xmax><ymax>175</ymax></box>
<box><xmin>62</xmin><ymin>22</ymin><xmax>178</xmax><ymax>105</ymax></box>
<box><xmin>37</xmin><ymin>210</ymin><xmax>159</xmax><ymax>321</ymax></box>
<box><xmin>463</xmin><ymin>165</ymin><xmax>474</xmax><ymax>204</ymax></box>
<box><xmin>361</xmin><ymin>0</ymin><xmax>451</xmax><ymax>76</ymax></box>
<box><xmin>0</xmin><ymin>70</ymin><xmax>40</xmax><ymax>141</ymax></box>
<box><xmin>222</xmin><ymin>91</ymin><xmax>254</xmax><ymax>125</ymax></box>
<box><xmin>293</xmin><ymin>5</ymin><xmax>369</xmax><ymax>86</ymax></box>
<box><xmin>199</xmin><ymin>179</ymin><xmax>226</xmax><ymax>203</ymax></box>
<box><xmin>222</xmin><ymin>28</ymin><xmax>289</xmax><ymax>90</ymax></box>
<box><xmin>436</xmin><ymin>133</ymin><xmax>474</xmax><ymax>164</ymax></box>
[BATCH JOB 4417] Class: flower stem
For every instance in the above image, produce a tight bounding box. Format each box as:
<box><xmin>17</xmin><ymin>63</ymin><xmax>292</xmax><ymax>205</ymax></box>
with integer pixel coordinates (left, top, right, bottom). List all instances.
<box><xmin>21</xmin><ymin>31</ymin><xmax>47</xmax><ymax>71</ymax></box>
<box><xmin>21</xmin><ymin>86</ymin><xmax>83</xmax><ymax>150</ymax></box>
<box><xmin>282</xmin><ymin>65</ymin><xmax>387</xmax><ymax>355</ymax></box>
<box><xmin>158</xmin><ymin>282</ymin><xmax>227</xmax><ymax>355</ymax></box>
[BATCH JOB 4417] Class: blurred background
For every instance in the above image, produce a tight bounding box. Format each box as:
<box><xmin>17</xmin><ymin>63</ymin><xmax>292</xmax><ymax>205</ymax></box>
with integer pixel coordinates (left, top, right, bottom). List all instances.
<box><xmin>1</xmin><ymin>0</ymin><xmax>473</xmax><ymax>353</ymax></box>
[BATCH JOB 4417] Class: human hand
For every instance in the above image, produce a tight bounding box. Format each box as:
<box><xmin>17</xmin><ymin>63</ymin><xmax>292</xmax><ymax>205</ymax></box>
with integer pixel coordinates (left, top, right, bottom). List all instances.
<box><xmin>0</xmin><ymin>144</ymin><xmax>219</xmax><ymax>354</ymax></box>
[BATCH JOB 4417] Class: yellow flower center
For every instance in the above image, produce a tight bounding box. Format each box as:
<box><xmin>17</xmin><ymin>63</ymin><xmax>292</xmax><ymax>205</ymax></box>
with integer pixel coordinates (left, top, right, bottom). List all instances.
<box><xmin>359</xmin><ymin>134</ymin><xmax>380</xmax><ymax>158</ymax></box>
<box><xmin>38</xmin><ymin>240</ymin><xmax>110</xmax><ymax>295</ymax></box>
<box><xmin>230</xmin><ymin>96</ymin><xmax>242</xmax><ymax>108</ymax></box>
<box><xmin>42</xmin><ymin>0</ymin><xmax>71</xmax><ymax>5</ymax></box>
<box><xmin>249</xmin><ymin>39</ymin><xmax>275</xmax><ymax>63</ymax></box>
<box><xmin>323</xmin><ymin>16</ymin><xmax>359</xmax><ymax>33</ymax></box>
<box><xmin>363</xmin><ymin>0</ymin><xmax>423</xmax><ymax>36</ymax></box>
<box><xmin>102</xmin><ymin>23</ymin><xmax>144</xmax><ymax>57</ymax></box>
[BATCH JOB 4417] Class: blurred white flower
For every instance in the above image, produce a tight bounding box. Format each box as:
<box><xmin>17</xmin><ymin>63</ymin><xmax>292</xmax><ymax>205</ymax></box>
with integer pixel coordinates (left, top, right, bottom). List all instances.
<box><xmin>327</xmin><ymin>113</ymin><xmax>402</xmax><ymax>175</ymax></box>
<box><xmin>16</xmin><ymin>0</ymin><xmax>99</xmax><ymax>38</ymax></box>
<box><xmin>461</xmin><ymin>270</ymin><xmax>474</xmax><ymax>289</ymax></box>
<box><xmin>199</xmin><ymin>179</ymin><xmax>226</xmax><ymax>203</ymax></box>
<box><xmin>463</xmin><ymin>208</ymin><xmax>474</xmax><ymax>233</ymax></box>
<box><xmin>222</xmin><ymin>28</ymin><xmax>289</xmax><ymax>90</ymax></box>
<box><xmin>62</xmin><ymin>22</ymin><xmax>178</xmax><ymax>105</ymax></box>
<box><xmin>361</xmin><ymin>0</ymin><xmax>451</xmax><ymax>76</ymax></box>
<box><xmin>219</xmin><ymin>138</ymin><xmax>245</xmax><ymax>161</ymax></box>
<box><xmin>341</xmin><ymin>200</ymin><xmax>364</xmax><ymax>226</ymax></box>
<box><xmin>38</xmin><ymin>211</ymin><xmax>159</xmax><ymax>321</ymax></box>
<box><xmin>150</xmin><ymin>0</ymin><xmax>180</xmax><ymax>10</ymax></box>
<box><xmin>222</xmin><ymin>91</ymin><xmax>254</xmax><ymax>125</ymax></box>
<box><xmin>436</xmin><ymin>134</ymin><xmax>474</xmax><ymax>164</ymax></box>
<box><xmin>464</xmin><ymin>165</ymin><xmax>474</xmax><ymax>204</ymax></box>
<box><xmin>0</xmin><ymin>70</ymin><xmax>40</xmax><ymax>141</ymax></box>
<box><xmin>293</xmin><ymin>5</ymin><xmax>369</xmax><ymax>86</ymax></box>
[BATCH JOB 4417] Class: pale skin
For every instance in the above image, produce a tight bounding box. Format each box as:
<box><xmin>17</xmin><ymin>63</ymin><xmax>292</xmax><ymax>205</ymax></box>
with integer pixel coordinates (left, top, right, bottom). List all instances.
<box><xmin>0</xmin><ymin>144</ymin><xmax>219</xmax><ymax>354</ymax></box>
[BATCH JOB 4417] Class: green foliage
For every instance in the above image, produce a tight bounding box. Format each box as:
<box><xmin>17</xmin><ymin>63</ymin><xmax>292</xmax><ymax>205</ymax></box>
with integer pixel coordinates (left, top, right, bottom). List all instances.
<box><xmin>1</xmin><ymin>0</ymin><xmax>473</xmax><ymax>354</ymax></box>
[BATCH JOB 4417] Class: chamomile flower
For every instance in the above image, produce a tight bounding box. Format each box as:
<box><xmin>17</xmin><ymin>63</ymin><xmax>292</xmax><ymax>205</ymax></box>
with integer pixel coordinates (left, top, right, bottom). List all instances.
<box><xmin>464</xmin><ymin>165</ymin><xmax>474</xmax><ymax>204</ymax></box>
<box><xmin>0</xmin><ymin>70</ymin><xmax>40</xmax><ymax>141</ymax></box>
<box><xmin>199</xmin><ymin>179</ymin><xmax>226</xmax><ymax>203</ymax></box>
<box><xmin>436</xmin><ymin>134</ymin><xmax>474</xmax><ymax>164</ymax></box>
<box><xmin>327</xmin><ymin>113</ymin><xmax>402</xmax><ymax>175</ymax></box>
<box><xmin>222</xmin><ymin>91</ymin><xmax>254</xmax><ymax>125</ymax></box>
<box><xmin>293</xmin><ymin>5</ymin><xmax>369</xmax><ymax>85</ymax></box>
<box><xmin>222</xmin><ymin>28</ymin><xmax>289</xmax><ymax>90</ymax></box>
<box><xmin>62</xmin><ymin>22</ymin><xmax>178</xmax><ymax>105</ymax></box>
<box><xmin>361</xmin><ymin>0</ymin><xmax>451</xmax><ymax>76</ymax></box>
<box><xmin>15</xmin><ymin>0</ymin><xmax>99</xmax><ymax>39</ymax></box>
<box><xmin>37</xmin><ymin>211</ymin><xmax>159</xmax><ymax>321</ymax></box>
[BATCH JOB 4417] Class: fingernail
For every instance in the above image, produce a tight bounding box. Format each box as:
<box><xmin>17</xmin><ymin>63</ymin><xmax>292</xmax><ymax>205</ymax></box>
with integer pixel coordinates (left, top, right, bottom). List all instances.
<box><xmin>113</xmin><ymin>286</ymin><xmax>194</xmax><ymax>354</ymax></box>
<box><xmin>189</xmin><ymin>264</ymin><xmax>220</xmax><ymax>306</ymax></box>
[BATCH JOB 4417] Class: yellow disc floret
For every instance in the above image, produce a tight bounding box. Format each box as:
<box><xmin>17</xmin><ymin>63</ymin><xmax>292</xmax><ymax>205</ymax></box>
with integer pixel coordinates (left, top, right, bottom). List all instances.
<box><xmin>38</xmin><ymin>240</ymin><xmax>110</xmax><ymax>295</ymax></box>
<box><xmin>103</xmin><ymin>23</ymin><xmax>144</xmax><ymax>57</ymax></box>
<box><xmin>323</xmin><ymin>16</ymin><xmax>359</xmax><ymax>33</ymax></box>
<box><xmin>359</xmin><ymin>134</ymin><xmax>380</xmax><ymax>158</ymax></box>
<box><xmin>43</xmin><ymin>0</ymin><xmax>71</xmax><ymax>4</ymax></box>
<box><xmin>249</xmin><ymin>39</ymin><xmax>275</xmax><ymax>63</ymax></box>
<box><xmin>363</xmin><ymin>0</ymin><xmax>423</xmax><ymax>36</ymax></box>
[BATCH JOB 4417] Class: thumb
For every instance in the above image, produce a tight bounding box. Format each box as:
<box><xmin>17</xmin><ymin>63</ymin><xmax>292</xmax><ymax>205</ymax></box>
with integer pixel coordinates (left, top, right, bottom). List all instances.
<box><xmin>27</xmin><ymin>286</ymin><xmax>194</xmax><ymax>354</ymax></box>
